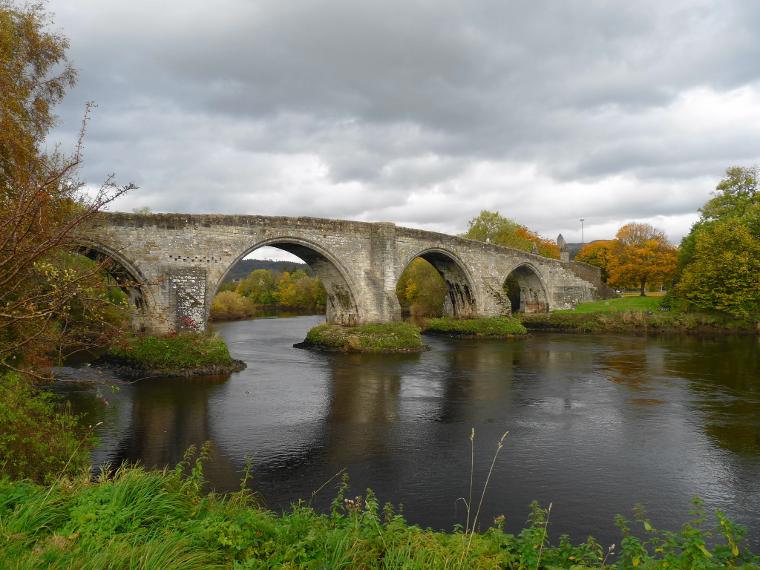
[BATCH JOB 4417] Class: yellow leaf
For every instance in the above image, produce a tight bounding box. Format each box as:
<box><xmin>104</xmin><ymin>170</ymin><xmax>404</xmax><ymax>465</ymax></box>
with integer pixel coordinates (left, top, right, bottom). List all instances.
<box><xmin>643</xmin><ymin>521</ymin><xmax>653</xmax><ymax>532</ymax></box>
<box><xmin>697</xmin><ymin>544</ymin><xmax>713</xmax><ymax>558</ymax></box>
<box><xmin>632</xmin><ymin>556</ymin><xmax>640</xmax><ymax>567</ymax></box>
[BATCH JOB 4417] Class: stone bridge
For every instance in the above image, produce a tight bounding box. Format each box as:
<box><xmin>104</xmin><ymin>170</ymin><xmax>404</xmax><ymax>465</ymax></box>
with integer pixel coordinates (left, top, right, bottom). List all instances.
<box><xmin>78</xmin><ymin>212</ymin><xmax>604</xmax><ymax>334</ymax></box>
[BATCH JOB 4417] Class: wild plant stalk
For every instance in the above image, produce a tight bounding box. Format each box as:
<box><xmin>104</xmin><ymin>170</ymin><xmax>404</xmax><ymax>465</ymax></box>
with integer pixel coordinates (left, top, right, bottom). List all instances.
<box><xmin>230</xmin><ymin>456</ymin><xmax>255</xmax><ymax>506</ymax></box>
<box><xmin>310</xmin><ymin>467</ymin><xmax>347</xmax><ymax>506</ymax></box>
<box><xmin>39</xmin><ymin>420</ymin><xmax>102</xmax><ymax>507</ymax></box>
<box><xmin>465</xmin><ymin>427</ymin><xmax>475</xmax><ymax>534</ymax></box>
<box><xmin>535</xmin><ymin>502</ymin><xmax>552</xmax><ymax>570</ymax></box>
<box><xmin>463</xmin><ymin>430</ymin><xmax>509</xmax><ymax>558</ymax></box>
<box><xmin>600</xmin><ymin>543</ymin><xmax>616</xmax><ymax>569</ymax></box>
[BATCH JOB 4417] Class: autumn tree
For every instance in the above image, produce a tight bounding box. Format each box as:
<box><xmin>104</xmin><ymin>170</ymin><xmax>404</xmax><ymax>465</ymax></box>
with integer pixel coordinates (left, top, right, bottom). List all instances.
<box><xmin>1</xmin><ymin>2</ymin><xmax>134</xmax><ymax>371</ymax></box>
<box><xmin>464</xmin><ymin>210</ymin><xmax>560</xmax><ymax>258</ymax></box>
<box><xmin>276</xmin><ymin>270</ymin><xmax>326</xmax><ymax>312</ymax></box>
<box><xmin>575</xmin><ymin>240</ymin><xmax>615</xmax><ymax>282</ymax></box>
<box><xmin>1</xmin><ymin>1</ymin><xmax>134</xmax><ymax>482</ymax></box>
<box><xmin>607</xmin><ymin>223</ymin><xmax>677</xmax><ymax>296</ymax></box>
<box><xmin>210</xmin><ymin>290</ymin><xmax>256</xmax><ymax>321</ymax></box>
<box><xmin>674</xmin><ymin>167</ymin><xmax>760</xmax><ymax>318</ymax></box>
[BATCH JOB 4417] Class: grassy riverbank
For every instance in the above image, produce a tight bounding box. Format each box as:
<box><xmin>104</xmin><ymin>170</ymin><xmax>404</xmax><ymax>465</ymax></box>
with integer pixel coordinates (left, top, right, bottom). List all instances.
<box><xmin>424</xmin><ymin>316</ymin><xmax>527</xmax><ymax>337</ymax></box>
<box><xmin>300</xmin><ymin>322</ymin><xmax>425</xmax><ymax>352</ymax></box>
<box><xmin>556</xmin><ymin>296</ymin><xmax>662</xmax><ymax>313</ymax></box>
<box><xmin>1</xmin><ymin>460</ymin><xmax>757</xmax><ymax>569</ymax></box>
<box><xmin>103</xmin><ymin>333</ymin><xmax>245</xmax><ymax>377</ymax></box>
<box><xmin>522</xmin><ymin>297</ymin><xmax>758</xmax><ymax>335</ymax></box>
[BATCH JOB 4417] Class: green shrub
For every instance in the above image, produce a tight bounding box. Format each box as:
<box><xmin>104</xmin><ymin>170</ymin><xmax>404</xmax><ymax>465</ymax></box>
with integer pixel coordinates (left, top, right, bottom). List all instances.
<box><xmin>424</xmin><ymin>316</ymin><xmax>527</xmax><ymax>337</ymax></box>
<box><xmin>303</xmin><ymin>322</ymin><xmax>424</xmax><ymax>352</ymax></box>
<box><xmin>0</xmin><ymin>373</ymin><xmax>93</xmax><ymax>483</ymax></box>
<box><xmin>107</xmin><ymin>333</ymin><xmax>234</xmax><ymax>370</ymax></box>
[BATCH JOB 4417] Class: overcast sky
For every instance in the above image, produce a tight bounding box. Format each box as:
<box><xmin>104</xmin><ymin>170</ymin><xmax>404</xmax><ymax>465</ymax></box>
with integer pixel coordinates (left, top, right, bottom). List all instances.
<box><xmin>46</xmin><ymin>0</ymin><xmax>760</xmax><ymax>248</ymax></box>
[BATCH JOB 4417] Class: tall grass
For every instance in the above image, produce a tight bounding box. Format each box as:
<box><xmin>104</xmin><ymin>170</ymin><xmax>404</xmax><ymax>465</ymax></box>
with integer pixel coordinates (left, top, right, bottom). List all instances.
<box><xmin>0</xmin><ymin>446</ymin><xmax>757</xmax><ymax>568</ymax></box>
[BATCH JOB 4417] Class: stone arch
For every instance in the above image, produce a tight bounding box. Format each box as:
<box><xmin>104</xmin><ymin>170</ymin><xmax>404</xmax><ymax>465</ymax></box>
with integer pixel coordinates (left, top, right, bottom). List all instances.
<box><xmin>503</xmin><ymin>263</ymin><xmax>549</xmax><ymax>314</ymax></box>
<box><xmin>400</xmin><ymin>248</ymin><xmax>476</xmax><ymax>318</ymax></box>
<box><xmin>214</xmin><ymin>237</ymin><xmax>360</xmax><ymax>326</ymax></box>
<box><xmin>74</xmin><ymin>240</ymin><xmax>151</xmax><ymax>331</ymax></box>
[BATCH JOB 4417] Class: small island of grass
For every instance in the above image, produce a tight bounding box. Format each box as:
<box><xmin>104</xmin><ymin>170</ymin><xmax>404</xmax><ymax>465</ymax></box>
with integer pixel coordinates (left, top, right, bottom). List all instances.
<box><xmin>297</xmin><ymin>322</ymin><xmax>425</xmax><ymax>353</ymax></box>
<box><xmin>100</xmin><ymin>332</ymin><xmax>246</xmax><ymax>378</ymax></box>
<box><xmin>423</xmin><ymin>316</ymin><xmax>527</xmax><ymax>337</ymax></box>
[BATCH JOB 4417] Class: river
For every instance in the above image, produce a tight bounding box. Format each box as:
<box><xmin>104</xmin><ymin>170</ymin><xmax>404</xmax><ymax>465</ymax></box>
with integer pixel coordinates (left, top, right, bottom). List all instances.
<box><xmin>55</xmin><ymin>316</ymin><xmax>760</xmax><ymax>549</ymax></box>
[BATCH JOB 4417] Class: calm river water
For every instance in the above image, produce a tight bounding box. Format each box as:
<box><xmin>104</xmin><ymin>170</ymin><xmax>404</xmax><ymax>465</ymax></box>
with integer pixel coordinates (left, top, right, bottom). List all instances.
<box><xmin>55</xmin><ymin>316</ymin><xmax>760</xmax><ymax>548</ymax></box>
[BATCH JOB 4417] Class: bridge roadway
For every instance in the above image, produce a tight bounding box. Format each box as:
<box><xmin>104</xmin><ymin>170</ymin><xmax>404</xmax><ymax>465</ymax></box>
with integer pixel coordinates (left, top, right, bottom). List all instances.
<box><xmin>78</xmin><ymin>212</ymin><xmax>603</xmax><ymax>333</ymax></box>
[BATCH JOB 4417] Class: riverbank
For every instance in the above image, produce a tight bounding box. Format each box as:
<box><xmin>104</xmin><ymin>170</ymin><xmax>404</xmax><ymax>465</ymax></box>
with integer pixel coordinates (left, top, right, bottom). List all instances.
<box><xmin>521</xmin><ymin>297</ymin><xmax>758</xmax><ymax>335</ymax></box>
<box><xmin>422</xmin><ymin>316</ymin><xmax>527</xmax><ymax>337</ymax></box>
<box><xmin>1</xmin><ymin>462</ymin><xmax>756</xmax><ymax>568</ymax></box>
<box><xmin>210</xmin><ymin>307</ymin><xmax>323</xmax><ymax>322</ymax></box>
<box><xmin>98</xmin><ymin>333</ymin><xmax>246</xmax><ymax>378</ymax></box>
<box><xmin>521</xmin><ymin>311</ymin><xmax>758</xmax><ymax>335</ymax></box>
<box><xmin>297</xmin><ymin>322</ymin><xmax>425</xmax><ymax>352</ymax></box>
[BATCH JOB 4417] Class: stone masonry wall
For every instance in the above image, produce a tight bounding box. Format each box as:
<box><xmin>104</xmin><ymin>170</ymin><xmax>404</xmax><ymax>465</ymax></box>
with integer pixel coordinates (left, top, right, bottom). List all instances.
<box><xmin>81</xmin><ymin>213</ymin><xmax>597</xmax><ymax>333</ymax></box>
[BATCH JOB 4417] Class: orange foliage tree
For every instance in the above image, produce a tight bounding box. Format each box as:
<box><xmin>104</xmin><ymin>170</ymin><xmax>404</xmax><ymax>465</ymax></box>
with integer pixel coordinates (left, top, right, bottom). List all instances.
<box><xmin>575</xmin><ymin>240</ymin><xmax>616</xmax><ymax>282</ymax></box>
<box><xmin>1</xmin><ymin>2</ymin><xmax>134</xmax><ymax>371</ymax></box>
<box><xmin>606</xmin><ymin>223</ymin><xmax>677</xmax><ymax>296</ymax></box>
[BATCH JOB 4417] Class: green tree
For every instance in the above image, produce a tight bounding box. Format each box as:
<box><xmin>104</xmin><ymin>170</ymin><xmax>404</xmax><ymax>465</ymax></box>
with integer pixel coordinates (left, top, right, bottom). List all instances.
<box><xmin>276</xmin><ymin>270</ymin><xmax>326</xmax><ymax>311</ymax></box>
<box><xmin>674</xmin><ymin>167</ymin><xmax>760</xmax><ymax>318</ymax></box>
<box><xmin>701</xmin><ymin>166</ymin><xmax>757</xmax><ymax>221</ymax></box>
<box><xmin>236</xmin><ymin>269</ymin><xmax>278</xmax><ymax>305</ymax></box>
<box><xmin>676</xmin><ymin>215</ymin><xmax>760</xmax><ymax>317</ymax></box>
<box><xmin>464</xmin><ymin>210</ymin><xmax>559</xmax><ymax>258</ymax></box>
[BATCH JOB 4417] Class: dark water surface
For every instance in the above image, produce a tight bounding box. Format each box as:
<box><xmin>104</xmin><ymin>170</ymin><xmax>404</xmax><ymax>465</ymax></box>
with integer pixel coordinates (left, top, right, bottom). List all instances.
<box><xmin>56</xmin><ymin>316</ymin><xmax>760</xmax><ymax>548</ymax></box>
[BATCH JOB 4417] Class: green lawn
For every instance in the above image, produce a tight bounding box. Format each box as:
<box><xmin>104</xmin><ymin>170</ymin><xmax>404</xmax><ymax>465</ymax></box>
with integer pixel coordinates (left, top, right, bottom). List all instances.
<box><xmin>555</xmin><ymin>295</ymin><xmax>662</xmax><ymax>314</ymax></box>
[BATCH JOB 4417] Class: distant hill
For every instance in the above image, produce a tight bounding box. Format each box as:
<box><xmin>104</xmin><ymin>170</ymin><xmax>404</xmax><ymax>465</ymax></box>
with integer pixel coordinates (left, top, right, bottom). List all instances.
<box><xmin>222</xmin><ymin>259</ymin><xmax>311</xmax><ymax>283</ymax></box>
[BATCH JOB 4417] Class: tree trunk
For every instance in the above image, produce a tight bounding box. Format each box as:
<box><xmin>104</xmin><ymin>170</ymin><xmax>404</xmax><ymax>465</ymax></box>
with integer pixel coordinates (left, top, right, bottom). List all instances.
<box><xmin>640</xmin><ymin>279</ymin><xmax>647</xmax><ymax>296</ymax></box>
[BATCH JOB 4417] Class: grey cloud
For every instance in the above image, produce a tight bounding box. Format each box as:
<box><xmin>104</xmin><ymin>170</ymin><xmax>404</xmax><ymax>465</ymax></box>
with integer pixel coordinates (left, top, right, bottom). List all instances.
<box><xmin>45</xmin><ymin>0</ymin><xmax>760</xmax><ymax>242</ymax></box>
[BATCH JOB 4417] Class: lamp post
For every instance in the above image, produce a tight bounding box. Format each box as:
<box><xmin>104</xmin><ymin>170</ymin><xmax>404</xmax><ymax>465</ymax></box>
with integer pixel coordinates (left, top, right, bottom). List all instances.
<box><xmin>580</xmin><ymin>217</ymin><xmax>585</xmax><ymax>243</ymax></box>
